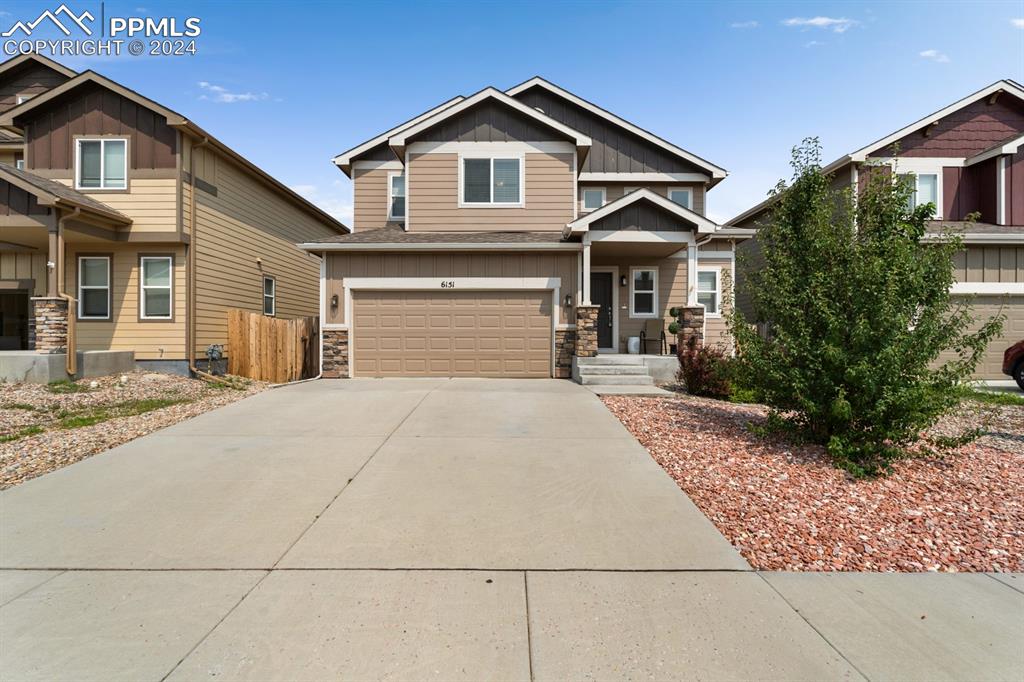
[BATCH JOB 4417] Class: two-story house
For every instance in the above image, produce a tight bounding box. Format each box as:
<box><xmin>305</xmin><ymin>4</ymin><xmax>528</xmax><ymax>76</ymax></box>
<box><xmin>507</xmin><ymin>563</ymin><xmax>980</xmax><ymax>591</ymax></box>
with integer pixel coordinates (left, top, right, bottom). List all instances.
<box><xmin>731</xmin><ymin>79</ymin><xmax>1024</xmax><ymax>381</ymax></box>
<box><xmin>0</xmin><ymin>53</ymin><xmax>347</xmax><ymax>381</ymax></box>
<box><xmin>301</xmin><ymin>78</ymin><xmax>752</xmax><ymax>380</ymax></box>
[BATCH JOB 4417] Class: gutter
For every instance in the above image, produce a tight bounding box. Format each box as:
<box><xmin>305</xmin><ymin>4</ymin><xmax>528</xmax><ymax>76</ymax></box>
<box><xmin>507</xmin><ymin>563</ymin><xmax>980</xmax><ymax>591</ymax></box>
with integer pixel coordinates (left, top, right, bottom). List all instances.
<box><xmin>186</xmin><ymin>135</ymin><xmax>218</xmax><ymax>381</ymax></box>
<box><xmin>297</xmin><ymin>242</ymin><xmax>582</xmax><ymax>252</ymax></box>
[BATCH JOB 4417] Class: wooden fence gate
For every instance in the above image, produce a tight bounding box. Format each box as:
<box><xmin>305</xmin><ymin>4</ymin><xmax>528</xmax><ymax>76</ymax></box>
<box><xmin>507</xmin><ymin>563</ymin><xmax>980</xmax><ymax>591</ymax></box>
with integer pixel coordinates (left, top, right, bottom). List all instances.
<box><xmin>226</xmin><ymin>309</ymin><xmax>319</xmax><ymax>382</ymax></box>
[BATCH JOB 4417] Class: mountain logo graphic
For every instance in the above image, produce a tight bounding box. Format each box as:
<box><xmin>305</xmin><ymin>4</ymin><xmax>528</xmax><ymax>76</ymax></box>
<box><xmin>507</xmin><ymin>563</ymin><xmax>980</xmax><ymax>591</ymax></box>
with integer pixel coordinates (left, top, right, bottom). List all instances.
<box><xmin>3</xmin><ymin>4</ymin><xmax>95</xmax><ymax>37</ymax></box>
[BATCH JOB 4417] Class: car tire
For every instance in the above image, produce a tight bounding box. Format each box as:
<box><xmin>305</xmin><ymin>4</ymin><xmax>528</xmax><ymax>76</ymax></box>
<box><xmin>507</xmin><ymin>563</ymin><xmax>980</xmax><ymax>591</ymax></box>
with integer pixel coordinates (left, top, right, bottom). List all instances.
<box><xmin>1015</xmin><ymin>361</ymin><xmax>1024</xmax><ymax>391</ymax></box>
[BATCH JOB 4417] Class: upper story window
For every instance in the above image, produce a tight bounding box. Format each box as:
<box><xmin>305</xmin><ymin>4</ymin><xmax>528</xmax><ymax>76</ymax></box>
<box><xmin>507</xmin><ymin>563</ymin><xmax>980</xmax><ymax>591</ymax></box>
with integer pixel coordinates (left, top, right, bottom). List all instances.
<box><xmin>630</xmin><ymin>267</ymin><xmax>658</xmax><ymax>318</ymax></box>
<box><xmin>77</xmin><ymin>256</ymin><xmax>111</xmax><ymax>320</ymax></box>
<box><xmin>263</xmin><ymin>276</ymin><xmax>276</xmax><ymax>316</ymax></box>
<box><xmin>388</xmin><ymin>172</ymin><xmax>405</xmax><ymax>221</ymax></box>
<box><xmin>582</xmin><ymin>187</ymin><xmax>606</xmax><ymax>212</ymax></box>
<box><xmin>15</xmin><ymin>156</ymin><xmax>24</xmax><ymax>170</ymax></box>
<box><xmin>76</xmin><ymin>138</ymin><xmax>127</xmax><ymax>190</ymax></box>
<box><xmin>898</xmin><ymin>173</ymin><xmax>938</xmax><ymax>213</ymax></box>
<box><xmin>697</xmin><ymin>268</ymin><xmax>720</xmax><ymax>316</ymax></box>
<box><xmin>460</xmin><ymin>156</ymin><xmax>522</xmax><ymax>207</ymax></box>
<box><xmin>668</xmin><ymin>187</ymin><xmax>692</xmax><ymax>210</ymax></box>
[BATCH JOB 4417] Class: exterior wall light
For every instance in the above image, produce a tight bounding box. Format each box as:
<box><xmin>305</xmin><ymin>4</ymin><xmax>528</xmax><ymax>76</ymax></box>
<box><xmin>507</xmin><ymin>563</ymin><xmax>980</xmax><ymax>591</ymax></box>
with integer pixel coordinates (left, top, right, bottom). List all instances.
<box><xmin>619</xmin><ymin>275</ymin><xmax>627</xmax><ymax>287</ymax></box>
<box><xmin>564</xmin><ymin>293</ymin><xmax>572</xmax><ymax>307</ymax></box>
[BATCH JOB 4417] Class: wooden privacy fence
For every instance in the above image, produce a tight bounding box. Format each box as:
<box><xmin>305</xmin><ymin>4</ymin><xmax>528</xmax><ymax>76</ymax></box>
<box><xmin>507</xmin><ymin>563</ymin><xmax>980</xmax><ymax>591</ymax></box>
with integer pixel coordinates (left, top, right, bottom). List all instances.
<box><xmin>227</xmin><ymin>309</ymin><xmax>319</xmax><ymax>382</ymax></box>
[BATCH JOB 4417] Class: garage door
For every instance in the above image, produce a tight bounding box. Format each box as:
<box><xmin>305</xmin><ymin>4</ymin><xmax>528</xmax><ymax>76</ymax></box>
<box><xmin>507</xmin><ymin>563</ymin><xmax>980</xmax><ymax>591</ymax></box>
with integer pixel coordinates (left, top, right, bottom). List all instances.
<box><xmin>351</xmin><ymin>290</ymin><xmax>552</xmax><ymax>378</ymax></box>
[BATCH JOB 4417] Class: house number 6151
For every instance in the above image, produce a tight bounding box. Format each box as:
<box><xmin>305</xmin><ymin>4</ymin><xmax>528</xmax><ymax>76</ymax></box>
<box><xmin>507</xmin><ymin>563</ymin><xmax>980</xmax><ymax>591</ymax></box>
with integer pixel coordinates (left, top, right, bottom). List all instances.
<box><xmin>440</xmin><ymin>280</ymin><xmax>456</xmax><ymax>288</ymax></box>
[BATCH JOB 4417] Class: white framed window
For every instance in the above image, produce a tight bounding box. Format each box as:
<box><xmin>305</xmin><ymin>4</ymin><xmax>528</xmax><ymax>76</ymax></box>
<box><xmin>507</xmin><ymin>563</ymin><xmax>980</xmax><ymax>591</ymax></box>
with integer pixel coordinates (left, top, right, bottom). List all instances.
<box><xmin>629</xmin><ymin>267</ymin><xmax>658</xmax><ymax>318</ymax></box>
<box><xmin>139</xmin><ymin>256</ymin><xmax>173</xmax><ymax>320</ymax></box>
<box><xmin>459</xmin><ymin>155</ymin><xmax>523</xmax><ymax>207</ymax></box>
<box><xmin>15</xmin><ymin>94</ymin><xmax>33</xmax><ymax>105</ymax></box>
<box><xmin>77</xmin><ymin>256</ymin><xmax>111</xmax><ymax>320</ymax></box>
<box><xmin>697</xmin><ymin>267</ymin><xmax>721</xmax><ymax>317</ymax></box>
<box><xmin>582</xmin><ymin>187</ymin><xmax>606</xmax><ymax>211</ymax></box>
<box><xmin>75</xmin><ymin>138</ymin><xmax>127</xmax><ymax>190</ymax></box>
<box><xmin>387</xmin><ymin>171</ymin><xmax>405</xmax><ymax>221</ymax></box>
<box><xmin>668</xmin><ymin>187</ymin><xmax>692</xmax><ymax>210</ymax></box>
<box><xmin>15</xmin><ymin>158</ymin><xmax>25</xmax><ymax>170</ymax></box>
<box><xmin>263</xmin><ymin>275</ymin><xmax>276</xmax><ymax>316</ymax></box>
<box><xmin>623</xmin><ymin>186</ymin><xmax>639</xmax><ymax>195</ymax></box>
<box><xmin>898</xmin><ymin>172</ymin><xmax>939</xmax><ymax>213</ymax></box>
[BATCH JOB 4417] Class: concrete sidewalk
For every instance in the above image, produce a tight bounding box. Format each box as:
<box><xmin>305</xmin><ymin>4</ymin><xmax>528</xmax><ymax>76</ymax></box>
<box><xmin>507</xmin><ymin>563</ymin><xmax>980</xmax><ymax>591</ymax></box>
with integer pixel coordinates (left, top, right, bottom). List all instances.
<box><xmin>1</xmin><ymin>379</ymin><xmax>1021</xmax><ymax>680</ymax></box>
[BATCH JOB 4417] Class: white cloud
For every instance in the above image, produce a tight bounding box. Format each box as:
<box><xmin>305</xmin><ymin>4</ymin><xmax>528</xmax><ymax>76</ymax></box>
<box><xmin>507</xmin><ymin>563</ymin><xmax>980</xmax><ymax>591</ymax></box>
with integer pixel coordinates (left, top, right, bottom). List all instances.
<box><xmin>782</xmin><ymin>16</ymin><xmax>859</xmax><ymax>33</ymax></box>
<box><xmin>730</xmin><ymin>20</ymin><xmax>758</xmax><ymax>29</ymax></box>
<box><xmin>1012</xmin><ymin>18</ymin><xmax>1024</xmax><ymax>29</ymax></box>
<box><xmin>290</xmin><ymin>183</ymin><xmax>353</xmax><ymax>226</ymax></box>
<box><xmin>919</xmin><ymin>49</ymin><xmax>950</xmax><ymax>63</ymax></box>
<box><xmin>805</xmin><ymin>40</ymin><xmax>824</xmax><ymax>48</ymax></box>
<box><xmin>197</xmin><ymin>81</ymin><xmax>270</xmax><ymax>104</ymax></box>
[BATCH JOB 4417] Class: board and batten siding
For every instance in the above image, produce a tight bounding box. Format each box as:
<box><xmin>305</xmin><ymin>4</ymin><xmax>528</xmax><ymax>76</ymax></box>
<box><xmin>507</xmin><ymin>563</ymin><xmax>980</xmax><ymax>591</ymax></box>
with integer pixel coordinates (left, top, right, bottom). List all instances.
<box><xmin>324</xmin><ymin>251</ymin><xmax>578</xmax><ymax>328</ymax></box>
<box><xmin>407</xmin><ymin>152</ymin><xmax>574</xmax><ymax>231</ymax></box>
<box><xmin>187</xmin><ymin>142</ymin><xmax>337</xmax><ymax>355</ymax></box>
<box><xmin>0</xmin><ymin>250</ymin><xmax>47</xmax><ymax>295</ymax></box>
<box><xmin>353</xmin><ymin>165</ymin><xmax>403</xmax><ymax>230</ymax></box>
<box><xmin>953</xmin><ymin>245</ymin><xmax>1023</xmax><ymax>283</ymax></box>
<box><xmin>590</xmin><ymin>255</ymin><xmax>688</xmax><ymax>348</ymax></box>
<box><xmin>64</xmin><ymin>243</ymin><xmax>186</xmax><ymax>359</ymax></box>
<box><xmin>0</xmin><ymin>62</ymin><xmax>72</xmax><ymax>113</ymax></box>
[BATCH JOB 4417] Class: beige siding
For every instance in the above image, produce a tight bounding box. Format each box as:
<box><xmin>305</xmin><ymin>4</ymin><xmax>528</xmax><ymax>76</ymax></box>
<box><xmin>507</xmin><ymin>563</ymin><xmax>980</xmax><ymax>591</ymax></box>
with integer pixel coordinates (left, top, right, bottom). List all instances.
<box><xmin>353</xmin><ymin>166</ymin><xmax>403</xmax><ymax>230</ymax></box>
<box><xmin>64</xmin><ymin>243</ymin><xmax>186</xmax><ymax>359</ymax></box>
<box><xmin>953</xmin><ymin>245</ymin><xmax>1023</xmax><ymax>283</ymax></box>
<box><xmin>0</xmin><ymin>151</ymin><xmax>19</xmax><ymax>166</ymax></box>
<box><xmin>53</xmin><ymin>177</ymin><xmax>179</xmax><ymax>237</ymax></box>
<box><xmin>325</xmin><ymin>251</ymin><xmax>578</xmax><ymax>328</ymax></box>
<box><xmin>696</xmin><ymin>256</ymin><xmax>733</xmax><ymax>350</ymax></box>
<box><xmin>188</xmin><ymin>142</ymin><xmax>339</xmax><ymax>354</ymax></box>
<box><xmin>0</xmin><ymin>250</ymin><xmax>46</xmax><ymax>295</ymax></box>
<box><xmin>590</xmin><ymin>255</ymin><xmax>688</xmax><ymax>349</ymax></box>
<box><xmin>579</xmin><ymin>183</ymin><xmax>706</xmax><ymax>216</ymax></box>
<box><xmin>408</xmin><ymin>152</ymin><xmax>574</xmax><ymax>231</ymax></box>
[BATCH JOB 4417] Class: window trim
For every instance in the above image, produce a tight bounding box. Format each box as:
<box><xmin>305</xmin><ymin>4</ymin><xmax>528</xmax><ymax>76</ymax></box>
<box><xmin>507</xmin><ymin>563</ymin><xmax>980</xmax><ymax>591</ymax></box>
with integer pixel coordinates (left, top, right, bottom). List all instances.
<box><xmin>581</xmin><ymin>186</ymin><xmax>606</xmax><ymax>212</ymax></box>
<box><xmin>15</xmin><ymin>158</ymin><xmax>25</xmax><ymax>170</ymax></box>
<box><xmin>696</xmin><ymin>266</ymin><xmax>722</xmax><ymax>318</ymax></box>
<box><xmin>262</xmin><ymin>275</ymin><xmax>276</xmax><ymax>317</ymax></box>
<box><xmin>457</xmin><ymin>153</ymin><xmax>525</xmax><ymax>208</ymax></box>
<box><xmin>667</xmin><ymin>186</ymin><xmax>693</xmax><ymax>210</ymax></box>
<box><xmin>387</xmin><ymin>170</ymin><xmax>406</xmax><ymax>222</ymax></box>
<box><xmin>76</xmin><ymin>254</ymin><xmax>112</xmax><ymax>321</ymax></box>
<box><xmin>74</xmin><ymin>137</ymin><xmax>129</xmax><ymax>191</ymax></box>
<box><xmin>629</xmin><ymin>266</ymin><xmax>659</xmax><ymax>319</ymax></box>
<box><xmin>138</xmin><ymin>254</ymin><xmax>174</xmax><ymax>322</ymax></box>
<box><xmin>898</xmin><ymin>171</ymin><xmax>942</xmax><ymax>218</ymax></box>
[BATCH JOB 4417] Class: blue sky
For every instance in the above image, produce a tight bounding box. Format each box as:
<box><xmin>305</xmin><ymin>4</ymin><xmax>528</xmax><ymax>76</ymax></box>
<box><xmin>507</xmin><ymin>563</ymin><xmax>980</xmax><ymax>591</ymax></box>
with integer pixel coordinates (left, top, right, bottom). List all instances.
<box><xmin>4</xmin><ymin>0</ymin><xmax>1023</xmax><ymax>224</ymax></box>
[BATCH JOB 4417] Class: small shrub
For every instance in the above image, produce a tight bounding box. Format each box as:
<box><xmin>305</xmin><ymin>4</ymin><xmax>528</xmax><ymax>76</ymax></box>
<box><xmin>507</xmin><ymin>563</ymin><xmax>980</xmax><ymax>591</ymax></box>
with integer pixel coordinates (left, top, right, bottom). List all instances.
<box><xmin>46</xmin><ymin>380</ymin><xmax>88</xmax><ymax>394</ymax></box>
<box><xmin>677</xmin><ymin>336</ymin><xmax>732</xmax><ymax>400</ymax></box>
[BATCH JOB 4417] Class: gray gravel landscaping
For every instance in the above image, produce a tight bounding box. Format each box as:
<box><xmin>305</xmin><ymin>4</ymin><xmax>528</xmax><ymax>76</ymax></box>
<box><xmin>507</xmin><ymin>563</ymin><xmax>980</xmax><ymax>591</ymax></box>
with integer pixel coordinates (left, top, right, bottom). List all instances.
<box><xmin>0</xmin><ymin>372</ymin><xmax>265</xmax><ymax>489</ymax></box>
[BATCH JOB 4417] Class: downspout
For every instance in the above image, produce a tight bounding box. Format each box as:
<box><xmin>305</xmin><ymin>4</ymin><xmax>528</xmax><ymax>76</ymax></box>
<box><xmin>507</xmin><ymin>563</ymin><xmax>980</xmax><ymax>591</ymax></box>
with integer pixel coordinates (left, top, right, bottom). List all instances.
<box><xmin>186</xmin><ymin>135</ymin><xmax>217</xmax><ymax>380</ymax></box>
<box><xmin>55</xmin><ymin>207</ymin><xmax>79</xmax><ymax>377</ymax></box>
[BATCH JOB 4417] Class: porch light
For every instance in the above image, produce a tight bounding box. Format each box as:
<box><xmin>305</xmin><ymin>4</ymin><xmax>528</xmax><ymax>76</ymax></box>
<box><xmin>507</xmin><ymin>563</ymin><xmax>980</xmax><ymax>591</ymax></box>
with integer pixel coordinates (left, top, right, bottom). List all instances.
<box><xmin>564</xmin><ymin>293</ymin><xmax>572</xmax><ymax>307</ymax></box>
<box><xmin>619</xmin><ymin>275</ymin><xmax>627</xmax><ymax>287</ymax></box>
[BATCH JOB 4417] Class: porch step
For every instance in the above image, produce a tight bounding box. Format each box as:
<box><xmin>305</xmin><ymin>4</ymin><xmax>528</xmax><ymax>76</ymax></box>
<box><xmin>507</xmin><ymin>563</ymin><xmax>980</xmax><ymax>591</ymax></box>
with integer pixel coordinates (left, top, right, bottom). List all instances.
<box><xmin>575</xmin><ymin>355</ymin><xmax>646</xmax><ymax>366</ymax></box>
<box><xmin>576</xmin><ymin>364</ymin><xmax>651</xmax><ymax>376</ymax></box>
<box><xmin>578</xmin><ymin>373</ymin><xmax>655</xmax><ymax>386</ymax></box>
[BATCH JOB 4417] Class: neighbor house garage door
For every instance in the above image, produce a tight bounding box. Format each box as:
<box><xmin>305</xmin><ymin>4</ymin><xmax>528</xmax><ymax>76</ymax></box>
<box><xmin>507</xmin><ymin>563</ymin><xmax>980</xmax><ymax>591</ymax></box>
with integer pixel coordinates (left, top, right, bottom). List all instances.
<box><xmin>351</xmin><ymin>290</ymin><xmax>552</xmax><ymax>378</ymax></box>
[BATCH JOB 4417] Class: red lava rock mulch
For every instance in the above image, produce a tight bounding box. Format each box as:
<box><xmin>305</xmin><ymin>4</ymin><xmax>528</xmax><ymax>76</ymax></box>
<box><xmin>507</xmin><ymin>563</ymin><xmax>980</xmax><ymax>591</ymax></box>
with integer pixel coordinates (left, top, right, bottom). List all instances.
<box><xmin>602</xmin><ymin>394</ymin><xmax>1024</xmax><ymax>572</ymax></box>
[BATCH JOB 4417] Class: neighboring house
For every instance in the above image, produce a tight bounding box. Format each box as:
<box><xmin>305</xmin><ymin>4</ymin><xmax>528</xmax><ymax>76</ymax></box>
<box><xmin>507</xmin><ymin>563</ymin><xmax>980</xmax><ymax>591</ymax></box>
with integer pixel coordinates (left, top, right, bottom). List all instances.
<box><xmin>731</xmin><ymin>79</ymin><xmax>1024</xmax><ymax>381</ymax></box>
<box><xmin>302</xmin><ymin>78</ymin><xmax>752</xmax><ymax>379</ymax></box>
<box><xmin>0</xmin><ymin>53</ymin><xmax>347</xmax><ymax>379</ymax></box>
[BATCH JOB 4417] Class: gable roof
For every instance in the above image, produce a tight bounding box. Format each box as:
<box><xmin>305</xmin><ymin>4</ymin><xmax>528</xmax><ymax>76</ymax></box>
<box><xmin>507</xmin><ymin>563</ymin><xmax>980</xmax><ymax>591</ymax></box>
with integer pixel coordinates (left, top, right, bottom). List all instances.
<box><xmin>728</xmin><ymin>78</ymin><xmax>1024</xmax><ymax>227</ymax></box>
<box><xmin>507</xmin><ymin>76</ymin><xmax>728</xmax><ymax>182</ymax></box>
<box><xmin>0</xmin><ymin>69</ymin><xmax>349</xmax><ymax>233</ymax></box>
<box><xmin>565</xmin><ymin>188</ymin><xmax>718</xmax><ymax>236</ymax></box>
<box><xmin>966</xmin><ymin>132</ymin><xmax>1024</xmax><ymax>166</ymax></box>
<box><xmin>0</xmin><ymin>164</ymin><xmax>131</xmax><ymax>225</ymax></box>
<box><xmin>387</xmin><ymin>87</ymin><xmax>592</xmax><ymax>160</ymax></box>
<box><xmin>0</xmin><ymin>53</ymin><xmax>77</xmax><ymax>80</ymax></box>
<box><xmin>332</xmin><ymin>96</ymin><xmax>465</xmax><ymax>176</ymax></box>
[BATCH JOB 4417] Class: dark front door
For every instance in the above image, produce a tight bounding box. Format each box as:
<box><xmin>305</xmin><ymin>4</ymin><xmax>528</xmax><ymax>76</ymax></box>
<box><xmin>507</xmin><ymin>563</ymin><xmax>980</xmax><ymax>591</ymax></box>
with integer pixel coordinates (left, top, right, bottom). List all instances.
<box><xmin>590</xmin><ymin>272</ymin><xmax>613</xmax><ymax>349</ymax></box>
<box><xmin>0</xmin><ymin>290</ymin><xmax>29</xmax><ymax>350</ymax></box>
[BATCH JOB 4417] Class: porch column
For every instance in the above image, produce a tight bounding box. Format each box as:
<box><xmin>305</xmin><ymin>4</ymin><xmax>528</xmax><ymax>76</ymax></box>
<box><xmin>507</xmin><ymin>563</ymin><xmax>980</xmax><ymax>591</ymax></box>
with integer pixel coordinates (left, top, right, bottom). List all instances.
<box><xmin>575</xmin><ymin>304</ymin><xmax>599</xmax><ymax>358</ymax></box>
<box><xmin>582</xmin><ymin>233</ymin><xmax>592</xmax><ymax>304</ymax></box>
<box><xmin>34</xmin><ymin>218</ymin><xmax>68</xmax><ymax>354</ymax></box>
<box><xmin>685</xmin><ymin>243</ymin><xmax>697</xmax><ymax>305</ymax></box>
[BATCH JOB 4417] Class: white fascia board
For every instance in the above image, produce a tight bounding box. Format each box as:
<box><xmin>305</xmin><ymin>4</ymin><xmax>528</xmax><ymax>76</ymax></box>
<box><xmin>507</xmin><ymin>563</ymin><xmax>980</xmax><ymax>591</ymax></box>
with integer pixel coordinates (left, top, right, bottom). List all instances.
<box><xmin>589</xmin><ymin>230</ymin><xmax>694</xmax><ymax>244</ymax></box>
<box><xmin>331</xmin><ymin>96</ymin><xmax>465</xmax><ymax>173</ymax></box>
<box><xmin>950</xmin><ymin>282</ymin><xmax>1024</xmax><ymax>295</ymax></box>
<box><xmin>565</xmin><ymin>188</ymin><xmax>718</xmax><ymax>235</ymax></box>
<box><xmin>923</xmin><ymin>232</ymin><xmax>1024</xmax><ymax>245</ymax></box>
<box><xmin>506</xmin><ymin>77</ymin><xmax>728</xmax><ymax>179</ymax></box>
<box><xmin>966</xmin><ymin>134</ymin><xmax>1024</xmax><ymax>166</ymax></box>
<box><xmin>298</xmin><ymin>241</ymin><xmax>582</xmax><ymax>252</ymax></box>
<box><xmin>849</xmin><ymin>80</ymin><xmax>1024</xmax><ymax>162</ymax></box>
<box><xmin>579</xmin><ymin>172</ymin><xmax>711</xmax><ymax>183</ymax></box>
<box><xmin>388</xmin><ymin>87</ymin><xmax>592</xmax><ymax>150</ymax></box>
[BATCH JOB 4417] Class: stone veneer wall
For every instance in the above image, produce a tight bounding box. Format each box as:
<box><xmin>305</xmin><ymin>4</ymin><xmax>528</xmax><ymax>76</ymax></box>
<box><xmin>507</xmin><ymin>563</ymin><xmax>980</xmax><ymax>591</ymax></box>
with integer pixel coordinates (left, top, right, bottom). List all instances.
<box><xmin>322</xmin><ymin>329</ymin><xmax>349</xmax><ymax>378</ymax></box>
<box><xmin>31</xmin><ymin>297</ymin><xmax>68</xmax><ymax>354</ymax></box>
<box><xmin>575</xmin><ymin>305</ymin><xmax>599</xmax><ymax>358</ymax></box>
<box><xmin>554</xmin><ymin>328</ymin><xmax>576</xmax><ymax>378</ymax></box>
<box><xmin>675</xmin><ymin>306</ymin><xmax>705</xmax><ymax>352</ymax></box>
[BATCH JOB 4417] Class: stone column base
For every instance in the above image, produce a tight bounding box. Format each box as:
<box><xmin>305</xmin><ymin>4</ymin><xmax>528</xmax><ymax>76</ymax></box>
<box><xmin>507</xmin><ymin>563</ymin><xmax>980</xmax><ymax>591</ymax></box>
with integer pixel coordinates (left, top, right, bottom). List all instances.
<box><xmin>555</xmin><ymin>328</ymin><xmax>576</xmax><ymax>378</ymax></box>
<box><xmin>676</xmin><ymin>306</ymin><xmax>705</xmax><ymax>352</ymax></box>
<box><xmin>322</xmin><ymin>329</ymin><xmax>349</xmax><ymax>378</ymax></box>
<box><xmin>31</xmin><ymin>297</ymin><xmax>68</xmax><ymax>354</ymax></box>
<box><xmin>575</xmin><ymin>305</ymin><xmax>600</xmax><ymax>358</ymax></box>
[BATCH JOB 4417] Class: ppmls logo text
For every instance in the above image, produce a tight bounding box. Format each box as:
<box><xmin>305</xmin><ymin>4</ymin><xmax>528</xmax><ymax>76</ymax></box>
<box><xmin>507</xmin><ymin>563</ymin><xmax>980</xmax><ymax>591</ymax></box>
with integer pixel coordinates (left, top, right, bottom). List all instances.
<box><xmin>3</xmin><ymin>3</ymin><xmax>201</xmax><ymax>57</ymax></box>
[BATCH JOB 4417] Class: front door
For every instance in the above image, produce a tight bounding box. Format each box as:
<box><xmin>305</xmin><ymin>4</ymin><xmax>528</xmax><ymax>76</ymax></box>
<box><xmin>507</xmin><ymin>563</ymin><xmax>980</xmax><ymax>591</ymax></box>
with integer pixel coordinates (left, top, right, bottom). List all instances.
<box><xmin>590</xmin><ymin>272</ymin><xmax>613</xmax><ymax>349</ymax></box>
<box><xmin>0</xmin><ymin>290</ymin><xmax>29</xmax><ymax>350</ymax></box>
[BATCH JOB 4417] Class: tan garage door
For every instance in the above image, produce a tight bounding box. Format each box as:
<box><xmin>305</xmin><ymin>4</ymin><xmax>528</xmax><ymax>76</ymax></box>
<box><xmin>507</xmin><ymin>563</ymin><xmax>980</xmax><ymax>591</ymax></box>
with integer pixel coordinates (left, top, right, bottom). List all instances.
<box><xmin>351</xmin><ymin>290</ymin><xmax>552</xmax><ymax>378</ymax></box>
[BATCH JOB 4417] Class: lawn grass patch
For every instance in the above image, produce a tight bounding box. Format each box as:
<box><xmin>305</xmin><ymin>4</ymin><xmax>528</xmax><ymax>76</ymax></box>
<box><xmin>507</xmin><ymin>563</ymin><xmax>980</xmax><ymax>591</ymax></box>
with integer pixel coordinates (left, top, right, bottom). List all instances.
<box><xmin>46</xmin><ymin>380</ymin><xmax>88</xmax><ymax>394</ymax></box>
<box><xmin>57</xmin><ymin>397</ymin><xmax>192</xmax><ymax>430</ymax></box>
<box><xmin>1</xmin><ymin>402</ymin><xmax>36</xmax><ymax>411</ymax></box>
<box><xmin>0</xmin><ymin>425</ymin><xmax>44</xmax><ymax>443</ymax></box>
<box><xmin>956</xmin><ymin>387</ymin><xmax>1024</xmax><ymax>407</ymax></box>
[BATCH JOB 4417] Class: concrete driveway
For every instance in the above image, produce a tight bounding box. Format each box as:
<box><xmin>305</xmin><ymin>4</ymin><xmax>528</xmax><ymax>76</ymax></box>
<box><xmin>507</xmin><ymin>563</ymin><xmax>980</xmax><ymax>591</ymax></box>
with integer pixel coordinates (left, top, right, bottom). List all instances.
<box><xmin>1</xmin><ymin>379</ymin><xmax>1020</xmax><ymax>681</ymax></box>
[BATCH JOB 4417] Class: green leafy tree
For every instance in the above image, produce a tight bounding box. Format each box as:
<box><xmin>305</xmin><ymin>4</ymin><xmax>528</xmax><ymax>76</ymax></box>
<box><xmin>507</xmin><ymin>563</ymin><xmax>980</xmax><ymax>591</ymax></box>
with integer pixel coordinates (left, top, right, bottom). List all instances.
<box><xmin>729</xmin><ymin>138</ymin><xmax>1004</xmax><ymax>476</ymax></box>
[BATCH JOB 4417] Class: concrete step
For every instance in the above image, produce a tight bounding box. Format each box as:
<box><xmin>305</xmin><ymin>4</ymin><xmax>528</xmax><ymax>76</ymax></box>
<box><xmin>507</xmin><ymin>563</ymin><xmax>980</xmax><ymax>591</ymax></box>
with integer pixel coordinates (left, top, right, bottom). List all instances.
<box><xmin>579</xmin><ymin>374</ymin><xmax>655</xmax><ymax>386</ymax></box>
<box><xmin>575</xmin><ymin>355</ymin><xmax>646</xmax><ymax>366</ymax></box>
<box><xmin>576</xmin><ymin>365</ymin><xmax>651</xmax><ymax>376</ymax></box>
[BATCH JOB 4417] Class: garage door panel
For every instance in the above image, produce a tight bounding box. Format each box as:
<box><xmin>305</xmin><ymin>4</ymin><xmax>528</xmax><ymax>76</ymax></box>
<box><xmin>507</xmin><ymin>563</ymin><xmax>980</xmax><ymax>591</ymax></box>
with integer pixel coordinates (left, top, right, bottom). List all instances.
<box><xmin>352</xmin><ymin>290</ymin><xmax>552</xmax><ymax>378</ymax></box>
